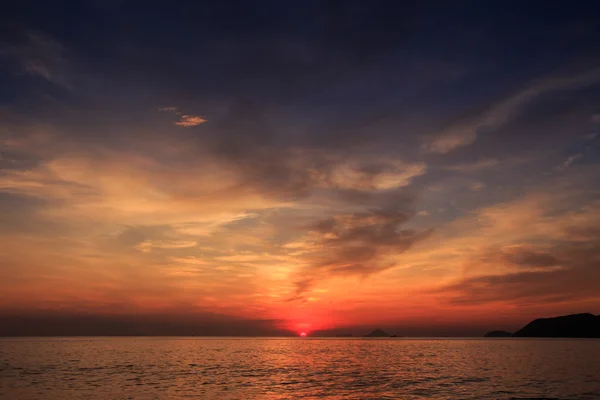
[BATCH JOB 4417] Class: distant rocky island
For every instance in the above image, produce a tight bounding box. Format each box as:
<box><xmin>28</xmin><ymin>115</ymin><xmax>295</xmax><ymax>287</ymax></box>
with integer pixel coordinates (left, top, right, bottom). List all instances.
<box><xmin>485</xmin><ymin>313</ymin><xmax>600</xmax><ymax>338</ymax></box>
<box><xmin>364</xmin><ymin>329</ymin><xmax>395</xmax><ymax>337</ymax></box>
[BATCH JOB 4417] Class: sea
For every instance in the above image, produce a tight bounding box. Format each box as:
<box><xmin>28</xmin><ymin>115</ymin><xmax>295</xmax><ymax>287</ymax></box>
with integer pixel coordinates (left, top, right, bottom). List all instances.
<box><xmin>1</xmin><ymin>337</ymin><xmax>599</xmax><ymax>399</ymax></box>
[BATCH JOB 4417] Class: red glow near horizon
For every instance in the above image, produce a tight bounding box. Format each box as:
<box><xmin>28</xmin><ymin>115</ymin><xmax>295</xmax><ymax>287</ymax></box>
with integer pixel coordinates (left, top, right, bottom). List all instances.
<box><xmin>300</xmin><ymin>332</ymin><xmax>307</xmax><ymax>337</ymax></box>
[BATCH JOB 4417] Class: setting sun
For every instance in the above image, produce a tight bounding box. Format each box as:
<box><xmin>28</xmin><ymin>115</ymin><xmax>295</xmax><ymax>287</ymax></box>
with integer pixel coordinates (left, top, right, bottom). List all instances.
<box><xmin>300</xmin><ymin>332</ymin><xmax>307</xmax><ymax>338</ymax></box>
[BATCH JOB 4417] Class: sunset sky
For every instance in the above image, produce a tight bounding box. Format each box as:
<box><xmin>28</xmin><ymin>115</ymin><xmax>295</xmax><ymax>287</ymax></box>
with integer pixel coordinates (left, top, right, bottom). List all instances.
<box><xmin>1</xmin><ymin>1</ymin><xmax>600</xmax><ymax>336</ymax></box>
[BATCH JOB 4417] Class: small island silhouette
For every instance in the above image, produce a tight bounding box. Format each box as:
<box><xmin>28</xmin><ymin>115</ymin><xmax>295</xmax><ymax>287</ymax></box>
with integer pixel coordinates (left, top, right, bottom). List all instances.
<box><xmin>364</xmin><ymin>329</ymin><xmax>392</xmax><ymax>337</ymax></box>
<box><xmin>485</xmin><ymin>313</ymin><xmax>600</xmax><ymax>338</ymax></box>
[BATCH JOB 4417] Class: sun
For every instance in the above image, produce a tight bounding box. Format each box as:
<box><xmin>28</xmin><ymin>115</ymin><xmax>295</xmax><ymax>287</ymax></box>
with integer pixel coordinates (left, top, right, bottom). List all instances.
<box><xmin>299</xmin><ymin>332</ymin><xmax>307</xmax><ymax>338</ymax></box>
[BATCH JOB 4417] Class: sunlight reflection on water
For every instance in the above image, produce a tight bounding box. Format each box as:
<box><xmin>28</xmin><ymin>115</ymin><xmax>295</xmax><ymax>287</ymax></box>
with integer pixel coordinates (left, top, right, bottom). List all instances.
<box><xmin>1</xmin><ymin>337</ymin><xmax>599</xmax><ymax>399</ymax></box>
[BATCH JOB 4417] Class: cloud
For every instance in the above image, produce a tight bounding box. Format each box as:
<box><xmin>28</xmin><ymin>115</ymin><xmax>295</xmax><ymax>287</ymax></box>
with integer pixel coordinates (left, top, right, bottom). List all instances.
<box><xmin>175</xmin><ymin>115</ymin><xmax>208</xmax><ymax>127</ymax></box>
<box><xmin>424</xmin><ymin>130</ymin><xmax>478</xmax><ymax>154</ymax></box>
<box><xmin>1</xmin><ymin>31</ymin><xmax>71</xmax><ymax>88</ymax></box>
<box><xmin>158</xmin><ymin>106</ymin><xmax>179</xmax><ymax>112</ymax></box>
<box><xmin>0</xmin><ymin>144</ymin><xmax>283</xmax><ymax>220</ymax></box>
<box><xmin>469</xmin><ymin>182</ymin><xmax>485</xmax><ymax>191</ymax></box>
<box><xmin>170</xmin><ymin>256</ymin><xmax>209</xmax><ymax>265</ymax></box>
<box><xmin>500</xmin><ymin>247</ymin><xmax>561</xmax><ymax>268</ymax></box>
<box><xmin>204</xmin><ymin>99</ymin><xmax>325</xmax><ymax>201</ymax></box>
<box><xmin>158</xmin><ymin>106</ymin><xmax>207</xmax><ymax>126</ymax></box>
<box><xmin>558</xmin><ymin>153</ymin><xmax>583</xmax><ymax>170</ymax></box>
<box><xmin>424</xmin><ymin>67</ymin><xmax>600</xmax><ymax>153</ymax></box>
<box><xmin>328</xmin><ymin>161</ymin><xmax>426</xmax><ymax>191</ymax></box>
<box><xmin>437</xmin><ymin>240</ymin><xmax>600</xmax><ymax>306</ymax></box>
<box><xmin>135</xmin><ymin>240</ymin><xmax>197</xmax><ymax>253</ymax></box>
<box><xmin>3</xmin><ymin>2</ymin><xmax>600</xmax><ymax>329</ymax></box>
<box><xmin>290</xmin><ymin>193</ymin><xmax>434</xmax><ymax>297</ymax></box>
<box><xmin>444</xmin><ymin>158</ymin><xmax>500</xmax><ymax>172</ymax></box>
<box><xmin>432</xmin><ymin>189</ymin><xmax>600</xmax><ymax>306</ymax></box>
<box><xmin>195</xmin><ymin>98</ymin><xmax>430</xmax><ymax>203</ymax></box>
<box><xmin>477</xmin><ymin>246</ymin><xmax>562</xmax><ymax>269</ymax></box>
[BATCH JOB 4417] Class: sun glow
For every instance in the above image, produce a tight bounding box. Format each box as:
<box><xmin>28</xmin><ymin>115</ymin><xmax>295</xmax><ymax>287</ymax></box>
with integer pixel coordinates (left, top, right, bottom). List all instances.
<box><xmin>300</xmin><ymin>332</ymin><xmax>307</xmax><ymax>337</ymax></box>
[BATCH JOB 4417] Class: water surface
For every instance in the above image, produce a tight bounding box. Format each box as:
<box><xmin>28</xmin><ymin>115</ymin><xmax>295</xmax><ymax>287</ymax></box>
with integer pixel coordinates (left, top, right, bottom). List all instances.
<box><xmin>1</xmin><ymin>337</ymin><xmax>599</xmax><ymax>399</ymax></box>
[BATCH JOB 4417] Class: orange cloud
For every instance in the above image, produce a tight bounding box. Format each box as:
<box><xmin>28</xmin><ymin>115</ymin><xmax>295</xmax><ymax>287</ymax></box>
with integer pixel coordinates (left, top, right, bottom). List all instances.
<box><xmin>1</xmin><ymin>118</ymin><xmax>599</xmax><ymax>333</ymax></box>
<box><xmin>175</xmin><ymin>115</ymin><xmax>207</xmax><ymax>127</ymax></box>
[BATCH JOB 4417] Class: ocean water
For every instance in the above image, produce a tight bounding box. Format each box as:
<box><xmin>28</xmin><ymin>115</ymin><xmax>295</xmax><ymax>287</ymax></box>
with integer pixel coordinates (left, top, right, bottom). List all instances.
<box><xmin>1</xmin><ymin>338</ymin><xmax>599</xmax><ymax>399</ymax></box>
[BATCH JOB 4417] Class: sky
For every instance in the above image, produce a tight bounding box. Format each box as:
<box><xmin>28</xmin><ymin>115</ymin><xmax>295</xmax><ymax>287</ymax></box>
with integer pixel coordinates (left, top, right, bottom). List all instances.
<box><xmin>1</xmin><ymin>1</ymin><xmax>600</xmax><ymax>336</ymax></box>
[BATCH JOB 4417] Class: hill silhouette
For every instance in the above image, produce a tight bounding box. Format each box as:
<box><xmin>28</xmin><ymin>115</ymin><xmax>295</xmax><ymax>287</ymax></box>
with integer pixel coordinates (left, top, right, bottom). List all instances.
<box><xmin>513</xmin><ymin>313</ymin><xmax>600</xmax><ymax>338</ymax></box>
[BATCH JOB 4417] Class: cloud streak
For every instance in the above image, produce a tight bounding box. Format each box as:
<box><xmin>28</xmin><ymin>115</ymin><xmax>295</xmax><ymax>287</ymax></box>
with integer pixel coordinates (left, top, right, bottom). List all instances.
<box><xmin>175</xmin><ymin>115</ymin><xmax>207</xmax><ymax>127</ymax></box>
<box><xmin>424</xmin><ymin>67</ymin><xmax>600</xmax><ymax>153</ymax></box>
<box><xmin>1</xmin><ymin>31</ymin><xmax>71</xmax><ymax>88</ymax></box>
<box><xmin>431</xmin><ymin>184</ymin><xmax>600</xmax><ymax>307</ymax></box>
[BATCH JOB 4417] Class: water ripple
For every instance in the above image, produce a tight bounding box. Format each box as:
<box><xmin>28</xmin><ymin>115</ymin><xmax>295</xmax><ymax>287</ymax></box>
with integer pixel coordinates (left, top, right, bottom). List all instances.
<box><xmin>1</xmin><ymin>338</ymin><xmax>599</xmax><ymax>399</ymax></box>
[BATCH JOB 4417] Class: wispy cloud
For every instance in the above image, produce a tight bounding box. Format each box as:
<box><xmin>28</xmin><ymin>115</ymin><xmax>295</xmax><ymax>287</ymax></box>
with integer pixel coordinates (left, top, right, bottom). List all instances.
<box><xmin>135</xmin><ymin>240</ymin><xmax>197</xmax><ymax>253</ymax></box>
<box><xmin>158</xmin><ymin>106</ymin><xmax>179</xmax><ymax>112</ymax></box>
<box><xmin>424</xmin><ymin>130</ymin><xmax>477</xmax><ymax>154</ymax></box>
<box><xmin>469</xmin><ymin>182</ymin><xmax>485</xmax><ymax>191</ymax></box>
<box><xmin>327</xmin><ymin>161</ymin><xmax>426</xmax><ymax>191</ymax></box>
<box><xmin>443</xmin><ymin>158</ymin><xmax>500</xmax><ymax>172</ymax></box>
<box><xmin>424</xmin><ymin>174</ymin><xmax>600</xmax><ymax>307</ymax></box>
<box><xmin>1</xmin><ymin>31</ymin><xmax>71</xmax><ymax>88</ymax></box>
<box><xmin>424</xmin><ymin>67</ymin><xmax>600</xmax><ymax>153</ymax></box>
<box><xmin>435</xmin><ymin>233</ymin><xmax>600</xmax><ymax>306</ymax></box>
<box><xmin>558</xmin><ymin>153</ymin><xmax>583</xmax><ymax>170</ymax></box>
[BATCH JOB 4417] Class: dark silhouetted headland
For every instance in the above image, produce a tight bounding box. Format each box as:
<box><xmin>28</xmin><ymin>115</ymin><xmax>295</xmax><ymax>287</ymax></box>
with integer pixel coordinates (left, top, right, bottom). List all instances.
<box><xmin>484</xmin><ymin>330</ymin><xmax>512</xmax><ymax>337</ymax></box>
<box><xmin>513</xmin><ymin>313</ymin><xmax>600</xmax><ymax>338</ymax></box>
